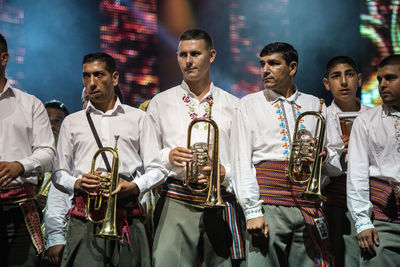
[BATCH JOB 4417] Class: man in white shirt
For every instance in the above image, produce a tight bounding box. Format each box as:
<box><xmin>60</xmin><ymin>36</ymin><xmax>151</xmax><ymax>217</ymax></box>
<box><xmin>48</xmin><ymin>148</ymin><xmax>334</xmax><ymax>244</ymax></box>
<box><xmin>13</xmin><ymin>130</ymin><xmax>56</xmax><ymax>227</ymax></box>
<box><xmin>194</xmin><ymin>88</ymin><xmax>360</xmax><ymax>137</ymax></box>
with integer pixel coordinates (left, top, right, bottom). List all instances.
<box><xmin>0</xmin><ymin>33</ymin><xmax>56</xmax><ymax>266</ymax></box>
<box><xmin>322</xmin><ymin>56</ymin><xmax>370</xmax><ymax>266</ymax></box>
<box><xmin>148</xmin><ymin>29</ymin><xmax>243</xmax><ymax>267</ymax></box>
<box><xmin>347</xmin><ymin>54</ymin><xmax>400</xmax><ymax>265</ymax></box>
<box><xmin>231</xmin><ymin>42</ymin><xmax>342</xmax><ymax>266</ymax></box>
<box><xmin>51</xmin><ymin>52</ymin><xmax>167</xmax><ymax>266</ymax></box>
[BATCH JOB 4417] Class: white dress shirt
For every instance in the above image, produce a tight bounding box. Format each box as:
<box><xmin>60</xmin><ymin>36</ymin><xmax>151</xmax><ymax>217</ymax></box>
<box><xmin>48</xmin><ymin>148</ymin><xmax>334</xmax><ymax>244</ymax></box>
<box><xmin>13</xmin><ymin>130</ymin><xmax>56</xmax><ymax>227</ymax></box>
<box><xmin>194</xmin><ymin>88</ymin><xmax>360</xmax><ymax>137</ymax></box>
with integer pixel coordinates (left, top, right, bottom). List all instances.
<box><xmin>147</xmin><ymin>81</ymin><xmax>239</xmax><ymax>189</ymax></box>
<box><xmin>325</xmin><ymin>100</ymin><xmax>371</xmax><ymax>177</ymax></box>
<box><xmin>0</xmin><ymin>80</ymin><xmax>55</xmax><ymax>185</ymax></box>
<box><xmin>231</xmin><ymin>88</ymin><xmax>343</xmax><ymax>221</ymax></box>
<box><xmin>52</xmin><ymin>98</ymin><xmax>167</xmax><ymax>197</ymax></box>
<box><xmin>47</xmin><ymin>99</ymin><xmax>167</xmax><ymax>246</ymax></box>
<box><xmin>347</xmin><ymin>104</ymin><xmax>400</xmax><ymax>234</ymax></box>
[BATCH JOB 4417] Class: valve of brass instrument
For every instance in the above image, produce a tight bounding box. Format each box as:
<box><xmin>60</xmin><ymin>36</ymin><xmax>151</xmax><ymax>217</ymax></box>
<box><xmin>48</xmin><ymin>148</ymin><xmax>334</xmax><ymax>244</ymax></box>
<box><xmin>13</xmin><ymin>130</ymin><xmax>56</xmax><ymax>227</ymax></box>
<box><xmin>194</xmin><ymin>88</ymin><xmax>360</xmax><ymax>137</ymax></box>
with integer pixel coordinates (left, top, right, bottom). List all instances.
<box><xmin>188</xmin><ymin>142</ymin><xmax>210</xmax><ymax>185</ymax></box>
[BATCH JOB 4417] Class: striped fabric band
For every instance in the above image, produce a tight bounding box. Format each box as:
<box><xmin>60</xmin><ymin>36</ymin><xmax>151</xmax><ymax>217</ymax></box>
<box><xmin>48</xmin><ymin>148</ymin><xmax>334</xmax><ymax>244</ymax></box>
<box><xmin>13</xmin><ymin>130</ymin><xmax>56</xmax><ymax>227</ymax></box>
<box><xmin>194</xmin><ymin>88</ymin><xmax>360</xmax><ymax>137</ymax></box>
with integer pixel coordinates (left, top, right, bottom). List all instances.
<box><xmin>255</xmin><ymin>160</ymin><xmax>318</xmax><ymax>207</ymax></box>
<box><xmin>323</xmin><ymin>174</ymin><xmax>347</xmax><ymax>208</ymax></box>
<box><xmin>0</xmin><ymin>185</ymin><xmax>44</xmax><ymax>254</ymax></box>
<box><xmin>20</xmin><ymin>200</ymin><xmax>45</xmax><ymax>254</ymax></box>
<box><xmin>161</xmin><ymin>178</ymin><xmax>245</xmax><ymax>259</ymax></box>
<box><xmin>370</xmin><ymin>177</ymin><xmax>400</xmax><ymax>223</ymax></box>
<box><xmin>255</xmin><ymin>161</ymin><xmax>333</xmax><ymax>267</ymax></box>
<box><xmin>0</xmin><ymin>184</ymin><xmax>36</xmax><ymax>204</ymax></box>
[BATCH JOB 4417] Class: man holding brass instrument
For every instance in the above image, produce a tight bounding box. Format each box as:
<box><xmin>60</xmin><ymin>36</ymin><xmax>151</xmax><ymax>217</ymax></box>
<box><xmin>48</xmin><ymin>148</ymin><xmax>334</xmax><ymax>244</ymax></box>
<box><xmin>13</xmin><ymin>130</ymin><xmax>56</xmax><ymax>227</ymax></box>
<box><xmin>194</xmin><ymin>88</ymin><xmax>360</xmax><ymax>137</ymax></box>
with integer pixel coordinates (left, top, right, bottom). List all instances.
<box><xmin>322</xmin><ymin>56</ymin><xmax>370</xmax><ymax>266</ymax></box>
<box><xmin>231</xmin><ymin>42</ymin><xmax>343</xmax><ymax>266</ymax></box>
<box><xmin>347</xmin><ymin>55</ymin><xmax>400</xmax><ymax>266</ymax></box>
<box><xmin>51</xmin><ymin>52</ymin><xmax>167</xmax><ymax>266</ymax></box>
<box><xmin>0</xmin><ymin>33</ymin><xmax>56</xmax><ymax>266</ymax></box>
<box><xmin>148</xmin><ymin>29</ymin><xmax>243</xmax><ymax>266</ymax></box>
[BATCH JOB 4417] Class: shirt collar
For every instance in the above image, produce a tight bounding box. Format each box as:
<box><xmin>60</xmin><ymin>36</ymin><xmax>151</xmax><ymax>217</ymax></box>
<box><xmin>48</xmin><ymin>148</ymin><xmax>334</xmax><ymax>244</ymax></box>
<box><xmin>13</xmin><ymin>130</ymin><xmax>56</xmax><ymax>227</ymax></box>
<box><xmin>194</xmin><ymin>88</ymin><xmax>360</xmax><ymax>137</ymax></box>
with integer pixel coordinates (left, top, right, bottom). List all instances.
<box><xmin>0</xmin><ymin>79</ymin><xmax>13</xmax><ymax>98</ymax></box>
<box><xmin>331</xmin><ymin>98</ymin><xmax>363</xmax><ymax>113</ymax></box>
<box><xmin>180</xmin><ymin>80</ymin><xmax>216</xmax><ymax>102</ymax></box>
<box><xmin>382</xmin><ymin>104</ymin><xmax>400</xmax><ymax>118</ymax></box>
<box><xmin>86</xmin><ymin>97</ymin><xmax>124</xmax><ymax>115</ymax></box>
<box><xmin>264</xmin><ymin>85</ymin><xmax>300</xmax><ymax>106</ymax></box>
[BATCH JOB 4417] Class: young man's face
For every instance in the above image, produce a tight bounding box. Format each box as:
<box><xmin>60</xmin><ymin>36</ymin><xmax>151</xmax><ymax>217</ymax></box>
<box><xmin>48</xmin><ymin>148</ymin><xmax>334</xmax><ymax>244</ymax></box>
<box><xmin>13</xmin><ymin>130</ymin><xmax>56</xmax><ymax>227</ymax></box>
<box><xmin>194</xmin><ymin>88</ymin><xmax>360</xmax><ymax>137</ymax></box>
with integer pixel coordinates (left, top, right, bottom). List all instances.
<box><xmin>259</xmin><ymin>52</ymin><xmax>297</xmax><ymax>95</ymax></box>
<box><xmin>377</xmin><ymin>64</ymin><xmax>400</xmax><ymax>110</ymax></box>
<box><xmin>82</xmin><ymin>61</ymin><xmax>118</xmax><ymax>108</ymax></box>
<box><xmin>177</xmin><ymin>39</ymin><xmax>216</xmax><ymax>82</ymax></box>
<box><xmin>323</xmin><ymin>63</ymin><xmax>362</xmax><ymax>104</ymax></box>
<box><xmin>46</xmin><ymin>107</ymin><xmax>66</xmax><ymax>142</ymax></box>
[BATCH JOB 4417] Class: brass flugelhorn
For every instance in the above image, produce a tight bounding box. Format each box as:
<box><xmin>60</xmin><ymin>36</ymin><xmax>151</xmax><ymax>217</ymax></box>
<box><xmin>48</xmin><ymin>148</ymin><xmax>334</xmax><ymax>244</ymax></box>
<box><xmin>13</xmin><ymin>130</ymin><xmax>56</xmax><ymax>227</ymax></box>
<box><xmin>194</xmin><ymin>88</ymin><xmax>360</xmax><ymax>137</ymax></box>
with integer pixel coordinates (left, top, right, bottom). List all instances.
<box><xmin>86</xmin><ymin>135</ymin><xmax>120</xmax><ymax>239</ymax></box>
<box><xmin>184</xmin><ymin>102</ymin><xmax>225</xmax><ymax>208</ymax></box>
<box><xmin>287</xmin><ymin>99</ymin><xmax>327</xmax><ymax>202</ymax></box>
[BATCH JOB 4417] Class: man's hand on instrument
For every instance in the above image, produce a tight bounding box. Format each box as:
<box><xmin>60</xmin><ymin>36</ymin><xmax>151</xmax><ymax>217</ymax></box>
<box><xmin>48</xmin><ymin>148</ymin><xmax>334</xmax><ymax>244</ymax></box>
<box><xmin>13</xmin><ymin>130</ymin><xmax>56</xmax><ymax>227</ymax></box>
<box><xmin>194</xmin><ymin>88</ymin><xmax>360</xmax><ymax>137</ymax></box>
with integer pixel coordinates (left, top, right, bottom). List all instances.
<box><xmin>199</xmin><ymin>164</ymin><xmax>226</xmax><ymax>184</ymax></box>
<box><xmin>340</xmin><ymin>134</ymin><xmax>349</xmax><ymax>154</ymax></box>
<box><xmin>74</xmin><ymin>171</ymin><xmax>101</xmax><ymax>196</ymax></box>
<box><xmin>47</xmin><ymin>244</ymin><xmax>65</xmax><ymax>265</ymax></box>
<box><xmin>247</xmin><ymin>216</ymin><xmax>269</xmax><ymax>239</ymax></box>
<box><xmin>111</xmin><ymin>179</ymin><xmax>139</xmax><ymax>198</ymax></box>
<box><xmin>169</xmin><ymin>147</ymin><xmax>193</xmax><ymax>167</ymax></box>
<box><xmin>0</xmin><ymin>161</ymin><xmax>25</xmax><ymax>187</ymax></box>
<box><xmin>358</xmin><ymin>228</ymin><xmax>379</xmax><ymax>257</ymax></box>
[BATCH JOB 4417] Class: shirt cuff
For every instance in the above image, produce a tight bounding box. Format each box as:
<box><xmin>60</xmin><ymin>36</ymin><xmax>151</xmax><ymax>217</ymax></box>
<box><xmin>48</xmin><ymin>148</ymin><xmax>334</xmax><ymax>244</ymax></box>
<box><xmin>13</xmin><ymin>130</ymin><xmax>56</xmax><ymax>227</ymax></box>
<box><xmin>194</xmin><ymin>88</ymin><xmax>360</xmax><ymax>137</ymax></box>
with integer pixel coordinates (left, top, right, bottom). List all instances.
<box><xmin>355</xmin><ymin>218</ymin><xmax>375</xmax><ymax>234</ymax></box>
<box><xmin>244</xmin><ymin>205</ymin><xmax>263</xmax><ymax>221</ymax></box>
<box><xmin>46</xmin><ymin>234</ymin><xmax>66</xmax><ymax>249</ymax></box>
<box><xmin>160</xmin><ymin>148</ymin><xmax>174</xmax><ymax>171</ymax></box>
<box><xmin>18</xmin><ymin>158</ymin><xmax>34</xmax><ymax>175</ymax></box>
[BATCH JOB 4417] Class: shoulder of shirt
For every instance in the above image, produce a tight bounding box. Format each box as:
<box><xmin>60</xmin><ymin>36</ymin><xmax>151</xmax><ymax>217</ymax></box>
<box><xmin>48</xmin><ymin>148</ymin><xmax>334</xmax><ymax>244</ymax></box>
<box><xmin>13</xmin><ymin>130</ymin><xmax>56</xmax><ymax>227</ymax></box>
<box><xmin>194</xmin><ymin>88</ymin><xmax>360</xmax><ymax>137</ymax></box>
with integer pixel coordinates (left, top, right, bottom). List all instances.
<box><xmin>296</xmin><ymin>91</ymin><xmax>320</xmax><ymax>102</ymax></box>
<box><xmin>120</xmin><ymin>103</ymin><xmax>145</xmax><ymax>115</ymax></box>
<box><xmin>357</xmin><ymin>105</ymin><xmax>381</xmax><ymax>119</ymax></box>
<box><xmin>150</xmin><ymin>85</ymin><xmax>180</xmax><ymax>103</ymax></box>
<box><xmin>213</xmin><ymin>85</ymin><xmax>239</xmax><ymax>101</ymax></box>
<box><xmin>10</xmin><ymin>87</ymin><xmax>43</xmax><ymax>105</ymax></box>
<box><xmin>239</xmin><ymin>90</ymin><xmax>264</xmax><ymax>103</ymax></box>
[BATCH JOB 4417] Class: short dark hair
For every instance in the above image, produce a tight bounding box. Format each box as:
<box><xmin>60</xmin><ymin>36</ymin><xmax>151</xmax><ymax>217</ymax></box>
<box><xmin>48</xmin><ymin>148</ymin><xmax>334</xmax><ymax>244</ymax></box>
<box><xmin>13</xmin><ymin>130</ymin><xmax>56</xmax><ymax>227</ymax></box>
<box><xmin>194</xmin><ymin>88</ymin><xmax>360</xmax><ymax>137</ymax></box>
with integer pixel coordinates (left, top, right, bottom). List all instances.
<box><xmin>325</xmin><ymin>56</ymin><xmax>359</xmax><ymax>75</ymax></box>
<box><xmin>179</xmin><ymin>28</ymin><xmax>214</xmax><ymax>50</ymax></box>
<box><xmin>45</xmin><ymin>100</ymin><xmax>69</xmax><ymax>116</ymax></box>
<box><xmin>82</xmin><ymin>52</ymin><xmax>116</xmax><ymax>74</ymax></box>
<box><xmin>0</xmin><ymin>33</ymin><xmax>8</xmax><ymax>53</ymax></box>
<box><xmin>378</xmin><ymin>55</ymin><xmax>400</xmax><ymax>69</ymax></box>
<box><xmin>259</xmin><ymin>42</ymin><xmax>298</xmax><ymax>65</ymax></box>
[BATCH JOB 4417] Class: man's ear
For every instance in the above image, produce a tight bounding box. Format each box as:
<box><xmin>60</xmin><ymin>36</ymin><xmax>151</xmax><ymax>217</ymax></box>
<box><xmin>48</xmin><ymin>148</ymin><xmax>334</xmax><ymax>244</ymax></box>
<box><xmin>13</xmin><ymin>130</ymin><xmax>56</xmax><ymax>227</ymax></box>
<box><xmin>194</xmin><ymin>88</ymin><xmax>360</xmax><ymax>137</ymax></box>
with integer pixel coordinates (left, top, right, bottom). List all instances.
<box><xmin>112</xmin><ymin>71</ymin><xmax>119</xmax><ymax>87</ymax></box>
<box><xmin>289</xmin><ymin>61</ymin><xmax>297</xmax><ymax>77</ymax></box>
<box><xmin>209</xmin><ymin>49</ymin><xmax>216</xmax><ymax>63</ymax></box>
<box><xmin>322</xmin><ymin>77</ymin><xmax>331</xmax><ymax>91</ymax></box>
<box><xmin>0</xmin><ymin>52</ymin><xmax>9</xmax><ymax>68</ymax></box>
<box><xmin>357</xmin><ymin>73</ymin><xmax>363</xmax><ymax>87</ymax></box>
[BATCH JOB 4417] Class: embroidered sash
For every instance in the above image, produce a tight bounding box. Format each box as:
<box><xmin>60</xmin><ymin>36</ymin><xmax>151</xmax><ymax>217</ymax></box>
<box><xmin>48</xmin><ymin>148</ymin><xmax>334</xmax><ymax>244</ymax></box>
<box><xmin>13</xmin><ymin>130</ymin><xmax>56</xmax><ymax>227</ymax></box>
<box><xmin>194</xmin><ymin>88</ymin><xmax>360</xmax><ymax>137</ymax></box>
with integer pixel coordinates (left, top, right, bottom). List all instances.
<box><xmin>323</xmin><ymin>174</ymin><xmax>347</xmax><ymax>208</ymax></box>
<box><xmin>255</xmin><ymin>161</ymin><xmax>333</xmax><ymax>267</ymax></box>
<box><xmin>0</xmin><ymin>185</ymin><xmax>44</xmax><ymax>255</ymax></box>
<box><xmin>370</xmin><ymin>177</ymin><xmax>400</xmax><ymax>223</ymax></box>
<box><xmin>160</xmin><ymin>178</ymin><xmax>245</xmax><ymax>260</ymax></box>
<box><xmin>68</xmin><ymin>195</ymin><xmax>144</xmax><ymax>244</ymax></box>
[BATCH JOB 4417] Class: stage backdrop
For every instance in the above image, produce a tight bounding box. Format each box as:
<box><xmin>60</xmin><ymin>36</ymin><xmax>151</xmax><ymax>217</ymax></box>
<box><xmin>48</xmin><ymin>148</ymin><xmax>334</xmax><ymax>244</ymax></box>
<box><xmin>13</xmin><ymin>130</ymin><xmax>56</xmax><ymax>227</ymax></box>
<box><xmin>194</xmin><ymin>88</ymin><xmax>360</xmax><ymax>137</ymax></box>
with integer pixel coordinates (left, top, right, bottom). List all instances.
<box><xmin>0</xmin><ymin>0</ymin><xmax>396</xmax><ymax>112</ymax></box>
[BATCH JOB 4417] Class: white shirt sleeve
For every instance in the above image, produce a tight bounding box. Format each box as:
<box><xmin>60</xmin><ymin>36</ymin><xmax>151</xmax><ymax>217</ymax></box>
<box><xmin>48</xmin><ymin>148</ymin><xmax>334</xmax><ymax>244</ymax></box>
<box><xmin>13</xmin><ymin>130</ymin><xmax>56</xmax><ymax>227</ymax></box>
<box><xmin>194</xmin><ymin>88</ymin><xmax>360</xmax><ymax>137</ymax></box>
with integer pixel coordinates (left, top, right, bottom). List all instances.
<box><xmin>45</xmin><ymin>184</ymin><xmax>71</xmax><ymax>249</ymax></box>
<box><xmin>19</xmin><ymin>100</ymin><xmax>56</xmax><ymax>176</ymax></box>
<box><xmin>231</xmin><ymin>104</ymin><xmax>263</xmax><ymax>221</ymax></box>
<box><xmin>52</xmin><ymin>119</ymin><xmax>79</xmax><ymax>195</ymax></box>
<box><xmin>134</xmin><ymin>113</ymin><xmax>168</xmax><ymax>199</ymax></box>
<box><xmin>347</xmin><ymin>116</ymin><xmax>374</xmax><ymax>233</ymax></box>
<box><xmin>322</xmin><ymin>106</ymin><xmax>344</xmax><ymax>177</ymax></box>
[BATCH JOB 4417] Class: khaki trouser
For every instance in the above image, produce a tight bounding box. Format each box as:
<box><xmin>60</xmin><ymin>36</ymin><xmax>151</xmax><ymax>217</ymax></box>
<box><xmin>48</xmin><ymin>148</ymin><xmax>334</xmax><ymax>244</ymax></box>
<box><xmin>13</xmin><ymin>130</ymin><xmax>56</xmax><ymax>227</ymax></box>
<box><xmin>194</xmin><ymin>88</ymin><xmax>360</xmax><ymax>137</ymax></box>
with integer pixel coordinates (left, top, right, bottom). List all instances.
<box><xmin>60</xmin><ymin>217</ymin><xmax>150</xmax><ymax>267</ymax></box>
<box><xmin>246</xmin><ymin>204</ymin><xmax>316</xmax><ymax>267</ymax></box>
<box><xmin>360</xmin><ymin>220</ymin><xmax>400</xmax><ymax>267</ymax></box>
<box><xmin>152</xmin><ymin>196</ymin><xmax>235</xmax><ymax>267</ymax></box>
